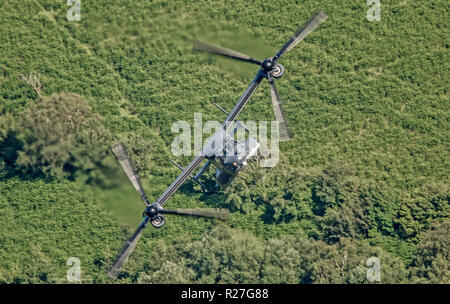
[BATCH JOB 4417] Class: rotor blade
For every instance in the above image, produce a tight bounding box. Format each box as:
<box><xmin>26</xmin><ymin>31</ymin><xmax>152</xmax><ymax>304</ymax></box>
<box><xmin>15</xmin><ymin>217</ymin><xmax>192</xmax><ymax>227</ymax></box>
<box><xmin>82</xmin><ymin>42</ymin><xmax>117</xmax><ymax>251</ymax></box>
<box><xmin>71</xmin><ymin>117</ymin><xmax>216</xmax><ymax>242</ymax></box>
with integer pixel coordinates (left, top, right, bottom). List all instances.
<box><xmin>112</xmin><ymin>142</ymin><xmax>149</xmax><ymax>206</ymax></box>
<box><xmin>107</xmin><ymin>217</ymin><xmax>150</xmax><ymax>279</ymax></box>
<box><xmin>194</xmin><ymin>40</ymin><xmax>262</xmax><ymax>65</ymax></box>
<box><xmin>159</xmin><ymin>208</ymin><xmax>230</xmax><ymax>221</ymax></box>
<box><xmin>268</xmin><ymin>76</ymin><xmax>291</xmax><ymax>141</ymax></box>
<box><xmin>273</xmin><ymin>10</ymin><xmax>328</xmax><ymax>61</ymax></box>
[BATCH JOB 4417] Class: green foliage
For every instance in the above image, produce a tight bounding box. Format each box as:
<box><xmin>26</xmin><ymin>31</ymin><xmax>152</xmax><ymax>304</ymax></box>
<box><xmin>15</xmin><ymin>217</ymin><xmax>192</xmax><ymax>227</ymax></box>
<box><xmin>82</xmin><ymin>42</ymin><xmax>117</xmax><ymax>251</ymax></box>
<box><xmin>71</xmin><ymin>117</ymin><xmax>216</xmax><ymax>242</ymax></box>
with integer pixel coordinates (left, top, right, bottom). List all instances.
<box><xmin>0</xmin><ymin>0</ymin><xmax>448</xmax><ymax>283</ymax></box>
<box><xmin>1</xmin><ymin>92</ymin><xmax>112</xmax><ymax>182</ymax></box>
<box><xmin>0</xmin><ymin>179</ymin><xmax>123</xmax><ymax>283</ymax></box>
<box><xmin>225</xmin><ymin>162</ymin><xmax>383</xmax><ymax>242</ymax></box>
<box><xmin>394</xmin><ymin>183</ymin><xmax>450</xmax><ymax>240</ymax></box>
<box><xmin>302</xmin><ymin>238</ymin><xmax>409</xmax><ymax>284</ymax></box>
<box><xmin>410</xmin><ymin>220</ymin><xmax>450</xmax><ymax>283</ymax></box>
<box><xmin>132</xmin><ymin>226</ymin><xmax>408</xmax><ymax>284</ymax></box>
<box><xmin>184</xmin><ymin>225</ymin><xmax>265</xmax><ymax>283</ymax></box>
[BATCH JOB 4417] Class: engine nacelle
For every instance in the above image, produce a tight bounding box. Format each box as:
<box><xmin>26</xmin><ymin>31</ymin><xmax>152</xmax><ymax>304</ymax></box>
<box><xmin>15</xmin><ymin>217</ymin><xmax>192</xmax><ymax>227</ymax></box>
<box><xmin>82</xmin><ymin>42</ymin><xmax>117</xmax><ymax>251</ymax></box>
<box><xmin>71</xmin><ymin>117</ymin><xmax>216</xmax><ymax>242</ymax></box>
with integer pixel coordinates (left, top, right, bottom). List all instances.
<box><xmin>271</xmin><ymin>63</ymin><xmax>285</xmax><ymax>78</ymax></box>
<box><xmin>151</xmin><ymin>215</ymin><xmax>165</xmax><ymax>228</ymax></box>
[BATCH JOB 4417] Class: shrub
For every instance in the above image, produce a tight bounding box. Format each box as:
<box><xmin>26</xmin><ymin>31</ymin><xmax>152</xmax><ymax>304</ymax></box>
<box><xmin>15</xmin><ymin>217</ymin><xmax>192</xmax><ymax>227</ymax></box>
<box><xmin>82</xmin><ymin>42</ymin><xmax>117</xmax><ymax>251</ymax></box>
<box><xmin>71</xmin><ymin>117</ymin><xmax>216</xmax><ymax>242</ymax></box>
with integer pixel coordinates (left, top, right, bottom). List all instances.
<box><xmin>0</xmin><ymin>92</ymin><xmax>112</xmax><ymax>181</ymax></box>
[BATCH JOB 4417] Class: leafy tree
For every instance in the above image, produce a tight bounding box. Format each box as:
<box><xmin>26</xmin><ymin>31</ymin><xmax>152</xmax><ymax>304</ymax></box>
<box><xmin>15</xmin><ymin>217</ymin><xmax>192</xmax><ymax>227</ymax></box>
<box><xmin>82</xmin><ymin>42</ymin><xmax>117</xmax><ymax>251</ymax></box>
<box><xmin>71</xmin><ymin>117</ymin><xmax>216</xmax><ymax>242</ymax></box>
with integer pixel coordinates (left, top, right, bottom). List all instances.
<box><xmin>133</xmin><ymin>226</ymin><xmax>409</xmax><ymax>284</ymax></box>
<box><xmin>134</xmin><ymin>237</ymin><xmax>196</xmax><ymax>284</ymax></box>
<box><xmin>311</xmin><ymin>161</ymin><xmax>357</xmax><ymax>216</ymax></box>
<box><xmin>410</xmin><ymin>221</ymin><xmax>450</xmax><ymax>283</ymax></box>
<box><xmin>137</xmin><ymin>261</ymin><xmax>195</xmax><ymax>284</ymax></box>
<box><xmin>184</xmin><ymin>225</ymin><xmax>265</xmax><ymax>283</ymax></box>
<box><xmin>299</xmin><ymin>238</ymin><xmax>409</xmax><ymax>284</ymax></box>
<box><xmin>259</xmin><ymin>235</ymin><xmax>308</xmax><ymax>283</ymax></box>
<box><xmin>1</xmin><ymin>92</ymin><xmax>112</xmax><ymax>182</ymax></box>
<box><xmin>394</xmin><ymin>183</ymin><xmax>450</xmax><ymax>239</ymax></box>
<box><xmin>317</xmin><ymin>200</ymin><xmax>373</xmax><ymax>243</ymax></box>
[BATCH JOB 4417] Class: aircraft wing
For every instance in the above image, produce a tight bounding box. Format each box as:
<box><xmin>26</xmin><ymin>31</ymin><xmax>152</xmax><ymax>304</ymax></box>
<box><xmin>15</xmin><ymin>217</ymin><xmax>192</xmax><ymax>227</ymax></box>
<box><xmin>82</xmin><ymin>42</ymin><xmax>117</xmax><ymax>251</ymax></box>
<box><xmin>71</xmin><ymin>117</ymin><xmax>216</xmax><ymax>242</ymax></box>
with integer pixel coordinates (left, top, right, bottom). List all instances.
<box><xmin>157</xmin><ymin>154</ymin><xmax>206</xmax><ymax>206</ymax></box>
<box><xmin>157</xmin><ymin>72</ymin><xmax>265</xmax><ymax>207</ymax></box>
<box><xmin>222</xmin><ymin>73</ymin><xmax>265</xmax><ymax>127</ymax></box>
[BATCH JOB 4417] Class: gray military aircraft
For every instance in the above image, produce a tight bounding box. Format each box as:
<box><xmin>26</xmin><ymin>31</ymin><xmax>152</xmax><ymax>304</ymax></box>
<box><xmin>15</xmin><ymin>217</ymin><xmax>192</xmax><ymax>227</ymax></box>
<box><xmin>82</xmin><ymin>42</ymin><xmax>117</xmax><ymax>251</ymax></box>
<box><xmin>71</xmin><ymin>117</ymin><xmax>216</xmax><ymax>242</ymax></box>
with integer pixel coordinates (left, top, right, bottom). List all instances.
<box><xmin>107</xmin><ymin>10</ymin><xmax>328</xmax><ymax>278</ymax></box>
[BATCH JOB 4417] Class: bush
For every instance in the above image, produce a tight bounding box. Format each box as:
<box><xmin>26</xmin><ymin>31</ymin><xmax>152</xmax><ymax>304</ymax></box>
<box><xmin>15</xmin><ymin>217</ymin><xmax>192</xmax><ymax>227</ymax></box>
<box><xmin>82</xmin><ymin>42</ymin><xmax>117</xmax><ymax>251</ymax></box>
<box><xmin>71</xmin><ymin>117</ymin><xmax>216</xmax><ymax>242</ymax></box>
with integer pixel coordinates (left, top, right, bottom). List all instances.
<box><xmin>0</xmin><ymin>92</ymin><xmax>112</xmax><ymax>181</ymax></box>
<box><xmin>134</xmin><ymin>225</ymin><xmax>408</xmax><ymax>284</ymax></box>
<box><xmin>410</xmin><ymin>221</ymin><xmax>450</xmax><ymax>283</ymax></box>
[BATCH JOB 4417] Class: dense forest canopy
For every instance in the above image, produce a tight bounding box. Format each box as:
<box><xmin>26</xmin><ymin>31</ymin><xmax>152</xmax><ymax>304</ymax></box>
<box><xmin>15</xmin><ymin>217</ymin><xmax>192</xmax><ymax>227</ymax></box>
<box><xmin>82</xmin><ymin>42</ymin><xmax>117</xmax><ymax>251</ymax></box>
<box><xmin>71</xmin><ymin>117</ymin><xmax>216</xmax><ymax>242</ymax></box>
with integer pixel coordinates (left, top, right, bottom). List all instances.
<box><xmin>0</xmin><ymin>0</ymin><xmax>448</xmax><ymax>283</ymax></box>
